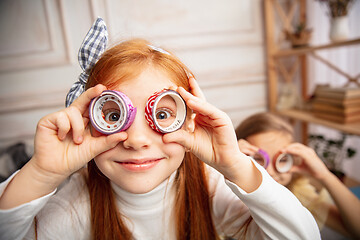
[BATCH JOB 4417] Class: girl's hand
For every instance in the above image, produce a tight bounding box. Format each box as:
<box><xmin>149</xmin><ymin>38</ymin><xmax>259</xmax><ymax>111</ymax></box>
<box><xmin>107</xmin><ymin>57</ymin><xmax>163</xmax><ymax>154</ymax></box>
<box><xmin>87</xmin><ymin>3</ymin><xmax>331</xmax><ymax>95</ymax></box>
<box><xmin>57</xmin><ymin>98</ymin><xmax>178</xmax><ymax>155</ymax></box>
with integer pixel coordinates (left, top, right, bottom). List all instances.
<box><xmin>31</xmin><ymin>84</ymin><xmax>127</xmax><ymax>185</ymax></box>
<box><xmin>163</xmin><ymin>78</ymin><xmax>250</xmax><ymax>182</ymax></box>
<box><xmin>237</xmin><ymin>139</ymin><xmax>259</xmax><ymax>156</ymax></box>
<box><xmin>284</xmin><ymin>143</ymin><xmax>330</xmax><ymax>181</ymax></box>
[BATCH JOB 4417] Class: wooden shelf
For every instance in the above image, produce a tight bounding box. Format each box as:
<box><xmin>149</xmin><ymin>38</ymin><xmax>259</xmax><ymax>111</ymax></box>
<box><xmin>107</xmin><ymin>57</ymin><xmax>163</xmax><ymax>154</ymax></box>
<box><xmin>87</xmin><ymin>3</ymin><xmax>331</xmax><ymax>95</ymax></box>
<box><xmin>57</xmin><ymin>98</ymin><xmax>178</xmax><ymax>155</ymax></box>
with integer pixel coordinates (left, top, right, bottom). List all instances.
<box><xmin>277</xmin><ymin>109</ymin><xmax>360</xmax><ymax>135</ymax></box>
<box><xmin>264</xmin><ymin>0</ymin><xmax>360</xmax><ymax>138</ymax></box>
<box><xmin>274</xmin><ymin>38</ymin><xmax>360</xmax><ymax>58</ymax></box>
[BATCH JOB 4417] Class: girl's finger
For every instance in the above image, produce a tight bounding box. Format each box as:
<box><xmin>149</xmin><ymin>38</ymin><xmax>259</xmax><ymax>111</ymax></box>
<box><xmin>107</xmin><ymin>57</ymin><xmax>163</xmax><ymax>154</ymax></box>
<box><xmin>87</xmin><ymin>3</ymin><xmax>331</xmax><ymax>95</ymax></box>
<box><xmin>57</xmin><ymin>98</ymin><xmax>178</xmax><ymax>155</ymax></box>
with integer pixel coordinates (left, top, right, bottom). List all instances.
<box><xmin>284</xmin><ymin>143</ymin><xmax>315</xmax><ymax>160</ymax></box>
<box><xmin>178</xmin><ymin>87</ymin><xmax>224</xmax><ymax>125</ymax></box>
<box><xmin>237</xmin><ymin>139</ymin><xmax>258</xmax><ymax>155</ymax></box>
<box><xmin>189</xmin><ymin>77</ymin><xmax>206</xmax><ymax>100</ymax></box>
<box><xmin>65</xmin><ymin>106</ymin><xmax>85</xmax><ymax>144</ymax></box>
<box><xmin>238</xmin><ymin>148</ymin><xmax>253</xmax><ymax>156</ymax></box>
<box><xmin>54</xmin><ymin>111</ymin><xmax>71</xmax><ymax>140</ymax></box>
<box><xmin>83</xmin><ymin>117</ymin><xmax>90</xmax><ymax>127</ymax></box>
<box><xmin>89</xmin><ymin>131</ymin><xmax>128</xmax><ymax>158</ymax></box>
<box><xmin>70</xmin><ymin>84</ymin><xmax>107</xmax><ymax>114</ymax></box>
<box><xmin>163</xmin><ymin>129</ymin><xmax>194</xmax><ymax>151</ymax></box>
<box><xmin>238</xmin><ymin>139</ymin><xmax>258</xmax><ymax>150</ymax></box>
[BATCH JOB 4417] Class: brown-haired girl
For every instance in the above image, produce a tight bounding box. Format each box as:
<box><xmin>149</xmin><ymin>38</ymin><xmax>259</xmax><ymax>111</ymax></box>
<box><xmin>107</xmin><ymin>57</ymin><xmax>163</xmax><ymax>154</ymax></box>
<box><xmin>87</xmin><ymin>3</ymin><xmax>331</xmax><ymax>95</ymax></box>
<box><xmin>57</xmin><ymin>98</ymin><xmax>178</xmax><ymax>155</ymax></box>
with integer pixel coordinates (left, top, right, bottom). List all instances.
<box><xmin>0</xmin><ymin>18</ymin><xmax>320</xmax><ymax>240</ymax></box>
<box><xmin>236</xmin><ymin>112</ymin><xmax>360</xmax><ymax>239</ymax></box>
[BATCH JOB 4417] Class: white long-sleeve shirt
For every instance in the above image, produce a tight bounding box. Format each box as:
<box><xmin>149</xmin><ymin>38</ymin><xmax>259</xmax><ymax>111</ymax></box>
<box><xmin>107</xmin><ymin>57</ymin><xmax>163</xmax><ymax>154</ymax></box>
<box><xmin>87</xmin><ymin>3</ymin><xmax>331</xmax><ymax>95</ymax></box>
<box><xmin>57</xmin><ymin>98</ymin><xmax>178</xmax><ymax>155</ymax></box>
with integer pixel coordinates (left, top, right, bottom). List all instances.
<box><xmin>0</xmin><ymin>159</ymin><xmax>320</xmax><ymax>240</ymax></box>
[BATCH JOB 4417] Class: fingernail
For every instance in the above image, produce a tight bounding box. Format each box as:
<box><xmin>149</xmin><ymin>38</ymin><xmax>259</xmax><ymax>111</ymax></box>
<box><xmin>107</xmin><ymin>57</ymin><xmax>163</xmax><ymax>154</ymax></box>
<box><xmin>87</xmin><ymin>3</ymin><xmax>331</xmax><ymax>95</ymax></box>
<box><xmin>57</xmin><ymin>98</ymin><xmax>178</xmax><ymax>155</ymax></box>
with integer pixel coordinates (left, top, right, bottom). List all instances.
<box><xmin>77</xmin><ymin>135</ymin><xmax>83</xmax><ymax>143</ymax></box>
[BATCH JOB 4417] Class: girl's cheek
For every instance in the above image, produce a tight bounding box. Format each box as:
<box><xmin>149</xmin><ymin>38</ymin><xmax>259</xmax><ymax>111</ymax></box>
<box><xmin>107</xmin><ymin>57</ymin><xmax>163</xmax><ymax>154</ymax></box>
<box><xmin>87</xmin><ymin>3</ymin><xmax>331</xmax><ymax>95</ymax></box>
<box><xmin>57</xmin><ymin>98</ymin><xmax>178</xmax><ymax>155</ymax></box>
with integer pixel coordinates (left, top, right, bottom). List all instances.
<box><xmin>280</xmin><ymin>173</ymin><xmax>293</xmax><ymax>185</ymax></box>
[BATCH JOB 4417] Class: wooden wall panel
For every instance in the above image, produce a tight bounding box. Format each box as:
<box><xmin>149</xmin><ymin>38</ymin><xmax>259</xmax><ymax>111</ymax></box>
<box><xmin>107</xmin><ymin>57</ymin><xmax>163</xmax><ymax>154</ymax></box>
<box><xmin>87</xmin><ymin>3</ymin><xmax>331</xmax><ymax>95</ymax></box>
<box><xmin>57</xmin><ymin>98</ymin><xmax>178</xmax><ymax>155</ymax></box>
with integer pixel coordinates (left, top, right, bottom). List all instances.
<box><xmin>0</xmin><ymin>0</ymin><xmax>266</xmax><ymax>147</ymax></box>
<box><xmin>0</xmin><ymin>0</ymin><xmax>71</xmax><ymax>71</ymax></box>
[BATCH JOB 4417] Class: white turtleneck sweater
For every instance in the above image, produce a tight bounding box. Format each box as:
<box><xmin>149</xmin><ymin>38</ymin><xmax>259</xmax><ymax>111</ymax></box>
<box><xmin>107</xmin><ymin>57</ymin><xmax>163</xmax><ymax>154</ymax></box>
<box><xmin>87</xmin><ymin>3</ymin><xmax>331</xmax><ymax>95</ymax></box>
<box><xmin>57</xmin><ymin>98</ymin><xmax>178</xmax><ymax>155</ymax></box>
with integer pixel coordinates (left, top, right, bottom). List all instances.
<box><xmin>0</xmin><ymin>160</ymin><xmax>320</xmax><ymax>240</ymax></box>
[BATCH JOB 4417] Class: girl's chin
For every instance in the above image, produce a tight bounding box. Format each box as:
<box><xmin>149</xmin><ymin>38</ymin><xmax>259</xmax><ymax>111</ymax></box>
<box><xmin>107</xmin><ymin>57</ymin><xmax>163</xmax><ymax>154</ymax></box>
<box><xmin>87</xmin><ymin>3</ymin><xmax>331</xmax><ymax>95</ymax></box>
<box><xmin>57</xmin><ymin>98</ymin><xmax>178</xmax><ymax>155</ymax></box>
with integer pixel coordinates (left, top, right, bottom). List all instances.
<box><xmin>115</xmin><ymin>181</ymin><xmax>160</xmax><ymax>194</ymax></box>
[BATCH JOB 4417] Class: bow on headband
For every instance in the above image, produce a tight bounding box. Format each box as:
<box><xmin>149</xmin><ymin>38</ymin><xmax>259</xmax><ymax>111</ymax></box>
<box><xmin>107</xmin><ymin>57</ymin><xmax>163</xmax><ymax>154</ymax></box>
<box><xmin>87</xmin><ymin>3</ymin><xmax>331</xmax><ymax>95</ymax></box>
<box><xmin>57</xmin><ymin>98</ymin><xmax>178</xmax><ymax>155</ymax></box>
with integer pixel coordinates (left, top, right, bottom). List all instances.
<box><xmin>65</xmin><ymin>17</ymin><xmax>108</xmax><ymax>107</ymax></box>
<box><xmin>65</xmin><ymin>17</ymin><xmax>176</xmax><ymax>107</ymax></box>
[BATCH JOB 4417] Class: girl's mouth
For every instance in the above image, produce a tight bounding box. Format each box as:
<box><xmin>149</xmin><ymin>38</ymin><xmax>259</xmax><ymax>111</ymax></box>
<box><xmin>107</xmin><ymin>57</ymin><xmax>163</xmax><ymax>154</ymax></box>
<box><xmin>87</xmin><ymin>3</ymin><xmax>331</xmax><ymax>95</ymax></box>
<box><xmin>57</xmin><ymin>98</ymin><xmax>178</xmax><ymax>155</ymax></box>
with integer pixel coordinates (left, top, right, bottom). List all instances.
<box><xmin>115</xmin><ymin>159</ymin><xmax>162</xmax><ymax>171</ymax></box>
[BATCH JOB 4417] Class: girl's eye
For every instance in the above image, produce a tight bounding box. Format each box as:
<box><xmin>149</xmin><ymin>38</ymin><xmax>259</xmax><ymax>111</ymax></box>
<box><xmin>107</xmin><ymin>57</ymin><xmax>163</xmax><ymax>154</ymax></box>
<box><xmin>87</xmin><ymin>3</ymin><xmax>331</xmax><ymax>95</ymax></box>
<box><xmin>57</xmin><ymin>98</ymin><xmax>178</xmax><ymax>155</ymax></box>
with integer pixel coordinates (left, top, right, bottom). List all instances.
<box><xmin>155</xmin><ymin>108</ymin><xmax>176</xmax><ymax>128</ymax></box>
<box><xmin>155</xmin><ymin>108</ymin><xmax>173</xmax><ymax>120</ymax></box>
<box><xmin>279</xmin><ymin>155</ymin><xmax>290</xmax><ymax>163</ymax></box>
<box><xmin>103</xmin><ymin>109</ymin><xmax>120</xmax><ymax>123</ymax></box>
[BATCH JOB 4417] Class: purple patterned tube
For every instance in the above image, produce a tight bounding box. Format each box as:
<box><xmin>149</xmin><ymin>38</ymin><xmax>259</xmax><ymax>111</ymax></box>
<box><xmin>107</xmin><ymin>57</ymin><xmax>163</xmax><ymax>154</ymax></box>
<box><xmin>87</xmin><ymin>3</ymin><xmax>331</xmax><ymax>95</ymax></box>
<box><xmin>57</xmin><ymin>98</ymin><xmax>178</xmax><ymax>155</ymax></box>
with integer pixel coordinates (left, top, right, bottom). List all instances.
<box><xmin>257</xmin><ymin>149</ymin><xmax>270</xmax><ymax>169</ymax></box>
<box><xmin>89</xmin><ymin>90</ymin><xmax>137</xmax><ymax>135</ymax></box>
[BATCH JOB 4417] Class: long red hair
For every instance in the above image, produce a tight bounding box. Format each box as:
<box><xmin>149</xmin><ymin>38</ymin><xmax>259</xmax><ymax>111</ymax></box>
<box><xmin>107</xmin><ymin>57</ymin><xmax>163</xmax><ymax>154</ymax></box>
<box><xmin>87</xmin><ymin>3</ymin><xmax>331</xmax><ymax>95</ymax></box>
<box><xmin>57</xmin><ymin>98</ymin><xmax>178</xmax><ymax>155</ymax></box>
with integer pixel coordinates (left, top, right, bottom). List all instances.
<box><xmin>84</xmin><ymin>39</ymin><xmax>218</xmax><ymax>239</ymax></box>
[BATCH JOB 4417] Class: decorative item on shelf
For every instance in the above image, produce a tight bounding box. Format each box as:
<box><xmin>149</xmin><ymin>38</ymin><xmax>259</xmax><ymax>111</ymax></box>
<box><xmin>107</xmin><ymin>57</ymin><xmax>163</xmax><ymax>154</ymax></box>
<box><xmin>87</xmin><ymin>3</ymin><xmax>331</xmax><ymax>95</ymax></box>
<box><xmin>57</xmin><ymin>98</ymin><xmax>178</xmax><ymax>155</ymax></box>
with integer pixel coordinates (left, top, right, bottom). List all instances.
<box><xmin>330</xmin><ymin>15</ymin><xmax>350</xmax><ymax>42</ymax></box>
<box><xmin>311</xmin><ymin>84</ymin><xmax>360</xmax><ymax>123</ymax></box>
<box><xmin>284</xmin><ymin>23</ymin><xmax>313</xmax><ymax>48</ymax></box>
<box><xmin>308</xmin><ymin>133</ymin><xmax>357</xmax><ymax>181</ymax></box>
<box><xmin>277</xmin><ymin>82</ymin><xmax>303</xmax><ymax>110</ymax></box>
<box><xmin>317</xmin><ymin>0</ymin><xmax>355</xmax><ymax>42</ymax></box>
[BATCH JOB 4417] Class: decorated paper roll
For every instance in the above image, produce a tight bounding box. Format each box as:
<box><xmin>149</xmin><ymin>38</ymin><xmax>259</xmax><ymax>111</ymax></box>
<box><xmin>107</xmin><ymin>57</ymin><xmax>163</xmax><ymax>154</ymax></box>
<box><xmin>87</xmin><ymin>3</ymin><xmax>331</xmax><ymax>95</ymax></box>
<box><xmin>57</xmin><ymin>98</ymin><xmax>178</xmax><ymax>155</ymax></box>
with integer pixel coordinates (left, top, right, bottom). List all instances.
<box><xmin>89</xmin><ymin>90</ymin><xmax>137</xmax><ymax>134</ymax></box>
<box><xmin>145</xmin><ymin>89</ymin><xmax>187</xmax><ymax>134</ymax></box>
<box><xmin>273</xmin><ymin>152</ymin><xmax>294</xmax><ymax>173</ymax></box>
<box><xmin>252</xmin><ymin>149</ymin><xmax>270</xmax><ymax>168</ymax></box>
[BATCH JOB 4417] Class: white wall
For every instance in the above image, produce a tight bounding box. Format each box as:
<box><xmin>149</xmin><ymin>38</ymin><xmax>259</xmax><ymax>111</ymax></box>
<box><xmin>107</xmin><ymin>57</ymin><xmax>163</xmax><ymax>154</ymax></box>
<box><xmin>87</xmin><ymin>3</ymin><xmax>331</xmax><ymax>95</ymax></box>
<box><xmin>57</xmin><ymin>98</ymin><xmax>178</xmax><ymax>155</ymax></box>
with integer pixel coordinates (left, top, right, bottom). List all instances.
<box><xmin>0</xmin><ymin>0</ymin><xmax>267</xmax><ymax>148</ymax></box>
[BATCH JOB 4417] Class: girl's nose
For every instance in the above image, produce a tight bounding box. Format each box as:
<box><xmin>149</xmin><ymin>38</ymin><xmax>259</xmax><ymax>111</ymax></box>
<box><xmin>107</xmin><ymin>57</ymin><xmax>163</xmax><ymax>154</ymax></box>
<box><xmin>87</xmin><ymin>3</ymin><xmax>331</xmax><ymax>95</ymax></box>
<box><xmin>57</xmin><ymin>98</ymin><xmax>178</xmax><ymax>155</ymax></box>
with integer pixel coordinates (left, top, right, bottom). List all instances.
<box><xmin>122</xmin><ymin>113</ymin><xmax>153</xmax><ymax>150</ymax></box>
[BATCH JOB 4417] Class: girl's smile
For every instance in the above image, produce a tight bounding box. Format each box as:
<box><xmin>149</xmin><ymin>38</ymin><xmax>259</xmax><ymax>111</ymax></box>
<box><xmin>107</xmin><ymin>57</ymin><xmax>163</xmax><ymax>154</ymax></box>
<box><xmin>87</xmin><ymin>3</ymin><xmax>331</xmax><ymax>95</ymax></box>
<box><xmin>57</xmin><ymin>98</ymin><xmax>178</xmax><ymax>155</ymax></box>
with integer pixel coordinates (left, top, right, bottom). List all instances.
<box><xmin>115</xmin><ymin>157</ymin><xmax>163</xmax><ymax>172</ymax></box>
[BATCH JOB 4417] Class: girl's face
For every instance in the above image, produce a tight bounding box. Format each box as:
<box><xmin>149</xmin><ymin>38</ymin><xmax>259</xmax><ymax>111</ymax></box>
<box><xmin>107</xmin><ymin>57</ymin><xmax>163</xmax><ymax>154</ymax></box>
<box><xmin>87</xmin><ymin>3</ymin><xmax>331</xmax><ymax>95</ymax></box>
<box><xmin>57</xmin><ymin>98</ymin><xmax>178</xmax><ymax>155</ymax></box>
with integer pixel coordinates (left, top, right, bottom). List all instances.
<box><xmin>92</xmin><ymin>66</ymin><xmax>186</xmax><ymax>194</ymax></box>
<box><xmin>246</xmin><ymin>131</ymin><xmax>293</xmax><ymax>186</ymax></box>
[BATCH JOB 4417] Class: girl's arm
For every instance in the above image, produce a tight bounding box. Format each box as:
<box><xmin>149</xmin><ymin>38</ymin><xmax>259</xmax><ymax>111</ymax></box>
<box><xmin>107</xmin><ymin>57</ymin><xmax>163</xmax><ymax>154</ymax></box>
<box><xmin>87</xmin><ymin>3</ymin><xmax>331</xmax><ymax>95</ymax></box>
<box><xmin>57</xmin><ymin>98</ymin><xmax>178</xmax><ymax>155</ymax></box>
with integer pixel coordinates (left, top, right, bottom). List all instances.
<box><xmin>0</xmin><ymin>84</ymin><xmax>126</xmax><ymax>210</ymax></box>
<box><xmin>286</xmin><ymin>143</ymin><xmax>360</xmax><ymax>238</ymax></box>
<box><xmin>316</xmin><ymin>168</ymin><xmax>360</xmax><ymax>238</ymax></box>
<box><xmin>164</xmin><ymin>78</ymin><xmax>320</xmax><ymax>239</ymax></box>
<box><xmin>207</xmin><ymin>163</ymin><xmax>321</xmax><ymax>239</ymax></box>
<box><xmin>223</xmin><ymin>162</ymin><xmax>321</xmax><ymax>239</ymax></box>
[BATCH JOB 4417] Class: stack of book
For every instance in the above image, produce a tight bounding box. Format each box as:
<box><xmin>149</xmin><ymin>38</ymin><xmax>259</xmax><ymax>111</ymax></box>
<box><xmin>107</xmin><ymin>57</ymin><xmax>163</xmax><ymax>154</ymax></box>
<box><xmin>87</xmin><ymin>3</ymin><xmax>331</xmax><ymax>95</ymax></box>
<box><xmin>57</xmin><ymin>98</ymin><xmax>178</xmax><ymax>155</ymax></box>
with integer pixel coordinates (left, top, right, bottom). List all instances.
<box><xmin>311</xmin><ymin>85</ymin><xmax>360</xmax><ymax>123</ymax></box>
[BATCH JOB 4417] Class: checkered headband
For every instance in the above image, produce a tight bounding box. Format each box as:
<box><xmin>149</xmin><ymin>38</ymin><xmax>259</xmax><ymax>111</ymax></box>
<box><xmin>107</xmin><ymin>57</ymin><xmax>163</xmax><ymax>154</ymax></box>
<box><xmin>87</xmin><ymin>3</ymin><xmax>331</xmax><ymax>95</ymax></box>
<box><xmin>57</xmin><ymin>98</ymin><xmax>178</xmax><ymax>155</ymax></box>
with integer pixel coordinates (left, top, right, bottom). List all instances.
<box><xmin>65</xmin><ymin>17</ymin><xmax>108</xmax><ymax>107</ymax></box>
